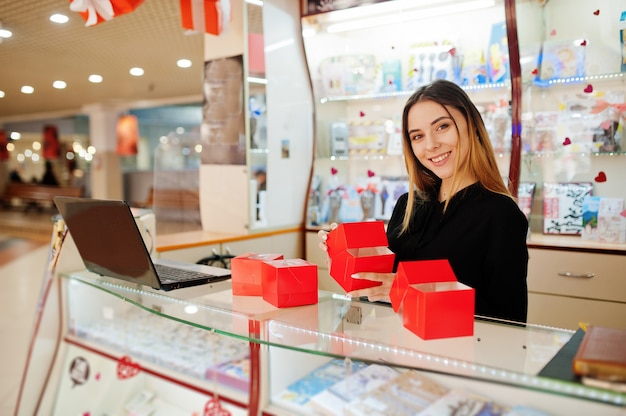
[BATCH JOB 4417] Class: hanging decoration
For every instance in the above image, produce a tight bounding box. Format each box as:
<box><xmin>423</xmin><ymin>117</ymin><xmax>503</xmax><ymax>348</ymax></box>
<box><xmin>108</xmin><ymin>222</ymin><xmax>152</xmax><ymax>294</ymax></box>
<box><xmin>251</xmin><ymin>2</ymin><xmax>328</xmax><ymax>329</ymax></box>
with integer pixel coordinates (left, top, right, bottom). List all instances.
<box><xmin>116</xmin><ymin>114</ymin><xmax>139</xmax><ymax>156</ymax></box>
<box><xmin>69</xmin><ymin>0</ymin><xmax>145</xmax><ymax>27</ymax></box>
<box><xmin>0</xmin><ymin>129</ymin><xmax>8</xmax><ymax>161</ymax></box>
<box><xmin>179</xmin><ymin>0</ymin><xmax>232</xmax><ymax>36</ymax></box>
<box><xmin>43</xmin><ymin>124</ymin><xmax>61</xmax><ymax>160</ymax></box>
<box><xmin>116</xmin><ymin>355</ymin><xmax>141</xmax><ymax>380</ymax></box>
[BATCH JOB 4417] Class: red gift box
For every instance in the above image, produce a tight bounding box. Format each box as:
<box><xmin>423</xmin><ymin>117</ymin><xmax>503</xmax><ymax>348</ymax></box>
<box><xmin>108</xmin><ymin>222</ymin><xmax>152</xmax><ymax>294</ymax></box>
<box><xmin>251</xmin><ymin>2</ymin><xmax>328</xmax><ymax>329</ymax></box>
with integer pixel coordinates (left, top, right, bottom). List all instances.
<box><xmin>391</xmin><ymin>260</ymin><xmax>474</xmax><ymax>339</ymax></box>
<box><xmin>180</xmin><ymin>0</ymin><xmax>232</xmax><ymax>36</ymax></box>
<box><xmin>231</xmin><ymin>253</ymin><xmax>283</xmax><ymax>296</ymax></box>
<box><xmin>69</xmin><ymin>0</ymin><xmax>145</xmax><ymax>27</ymax></box>
<box><xmin>261</xmin><ymin>259</ymin><xmax>318</xmax><ymax>308</ymax></box>
<box><xmin>326</xmin><ymin>221</ymin><xmax>395</xmax><ymax>292</ymax></box>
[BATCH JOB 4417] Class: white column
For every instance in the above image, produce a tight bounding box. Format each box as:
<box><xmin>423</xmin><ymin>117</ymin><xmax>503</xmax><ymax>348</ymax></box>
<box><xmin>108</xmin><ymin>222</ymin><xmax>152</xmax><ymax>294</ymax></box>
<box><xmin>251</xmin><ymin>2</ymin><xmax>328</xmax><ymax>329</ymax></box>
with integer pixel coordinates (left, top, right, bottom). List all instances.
<box><xmin>82</xmin><ymin>104</ymin><xmax>124</xmax><ymax>200</ymax></box>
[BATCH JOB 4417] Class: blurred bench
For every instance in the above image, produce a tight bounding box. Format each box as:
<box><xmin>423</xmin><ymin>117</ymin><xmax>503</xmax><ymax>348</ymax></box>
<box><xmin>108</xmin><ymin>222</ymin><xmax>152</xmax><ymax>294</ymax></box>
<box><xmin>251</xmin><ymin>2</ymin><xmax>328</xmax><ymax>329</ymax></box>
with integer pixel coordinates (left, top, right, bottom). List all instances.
<box><xmin>1</xmin><ymin>182</ymin><xmax>84</xmax><ymax>210</ymax></box>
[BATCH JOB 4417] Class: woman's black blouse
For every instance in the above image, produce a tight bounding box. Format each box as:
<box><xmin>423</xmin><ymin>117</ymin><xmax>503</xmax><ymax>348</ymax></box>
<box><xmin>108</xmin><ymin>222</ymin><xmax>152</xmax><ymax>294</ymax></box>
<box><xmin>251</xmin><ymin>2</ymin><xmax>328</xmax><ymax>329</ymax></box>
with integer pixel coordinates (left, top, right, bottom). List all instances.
<box><xmin>386</xmin><ymin>183</ymin><xmax>529</xmax><ymax>323</ymax></box>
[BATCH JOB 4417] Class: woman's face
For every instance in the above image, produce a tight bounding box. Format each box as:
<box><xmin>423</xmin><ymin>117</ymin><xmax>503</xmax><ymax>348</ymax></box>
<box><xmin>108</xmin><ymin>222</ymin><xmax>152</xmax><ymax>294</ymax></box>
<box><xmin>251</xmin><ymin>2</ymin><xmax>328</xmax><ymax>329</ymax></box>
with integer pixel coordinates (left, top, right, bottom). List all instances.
<box><xmin>406</xmin><ymin>100</ymin><xmax>470</xmax><ymax>182</ymax></box>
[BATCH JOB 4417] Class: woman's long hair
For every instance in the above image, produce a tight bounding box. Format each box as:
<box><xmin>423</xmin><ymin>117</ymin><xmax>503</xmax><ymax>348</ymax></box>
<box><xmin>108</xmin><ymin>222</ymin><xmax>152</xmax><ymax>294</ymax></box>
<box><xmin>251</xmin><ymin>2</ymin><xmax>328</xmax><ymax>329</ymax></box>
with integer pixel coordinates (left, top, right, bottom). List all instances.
<box><xmin>399</xmin><ymin>79</ymin><xmax>511</xmax><ymax>233</ymax></box>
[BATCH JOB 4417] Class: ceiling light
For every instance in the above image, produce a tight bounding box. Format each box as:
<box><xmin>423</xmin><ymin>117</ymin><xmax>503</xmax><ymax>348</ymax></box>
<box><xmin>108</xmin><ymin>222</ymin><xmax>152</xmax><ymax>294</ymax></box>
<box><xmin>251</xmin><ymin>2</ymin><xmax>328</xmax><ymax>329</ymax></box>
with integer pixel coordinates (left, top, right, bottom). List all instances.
<box><xmin>53</xmin><ymin>80</ymin><xmax>67</xmax><ymax>89</ymax></box>
<box><xmin>177</xmin><ymin>59</ymin><xmax>192</xmax><ymax>68</ymax></box>
<box><xmin>325</xmin><ymin>0</ymin><xmax>495</xmax><ymax>33</ymax></box>
<box><xmin>0</xmin><ymin>26</ymin><xmax>12</xmax><ymax>38</ymax></box>
<box><xmin>10</xmin><ymin>132</ymin><xmax>21</xmax><ymax>140</ymax></box>
<box><xmin>129</xmin><ymin>67</ymin><xmax>144</xmax><ymax>76</ymax></box>
<box><xmin>0</xmin><ymin>90</ymin><xmax>5</xmax><ymax>98</ymax></box>
<box><xmin>89</xmin><ymin>74</ymin><xmax>103</xmax><ymax>83</ymax></box>
<box><xmin>50</xmin><ymin>14</ymin><xmax>69</xmax><ymax>24</ymax></box>
<box><xmin>21</xmin><ymin>86</ymin><xmax>34</xmax><ymax>94</ymax></box>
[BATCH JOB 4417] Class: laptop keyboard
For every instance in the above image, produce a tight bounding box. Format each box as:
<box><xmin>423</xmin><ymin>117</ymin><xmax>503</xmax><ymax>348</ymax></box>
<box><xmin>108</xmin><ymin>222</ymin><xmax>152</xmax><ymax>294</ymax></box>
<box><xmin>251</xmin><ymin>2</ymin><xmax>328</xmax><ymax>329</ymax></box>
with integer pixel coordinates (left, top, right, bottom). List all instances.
<box><xmin>154</xmin><ymin>263</ymin><xmax>213</xmax><ymax>282</ymax></box>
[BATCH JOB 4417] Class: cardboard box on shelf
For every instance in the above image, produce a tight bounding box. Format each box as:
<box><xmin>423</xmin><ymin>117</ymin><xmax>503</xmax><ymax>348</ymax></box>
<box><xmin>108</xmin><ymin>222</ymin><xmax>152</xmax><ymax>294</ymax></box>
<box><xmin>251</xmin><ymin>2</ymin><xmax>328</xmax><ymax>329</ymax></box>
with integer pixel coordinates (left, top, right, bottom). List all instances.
<box><xmin>231</xmin><ymin>252</ymin><xmax>284</xmax><ymax>296</ymax></box>
<box><xmin>262</xmin><ymin>259</ymin><xmax>318</xmax><ymax>308</ymax></box>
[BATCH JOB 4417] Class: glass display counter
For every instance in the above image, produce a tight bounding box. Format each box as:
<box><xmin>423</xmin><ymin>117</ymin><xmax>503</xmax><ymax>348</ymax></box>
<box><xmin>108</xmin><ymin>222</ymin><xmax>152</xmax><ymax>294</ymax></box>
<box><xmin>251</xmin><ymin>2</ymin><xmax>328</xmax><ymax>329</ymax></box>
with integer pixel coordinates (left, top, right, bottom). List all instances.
<box><xmin>16</xmin><ymin>267</ymin><xmax>626</xmax><ymax>415</ymax></box>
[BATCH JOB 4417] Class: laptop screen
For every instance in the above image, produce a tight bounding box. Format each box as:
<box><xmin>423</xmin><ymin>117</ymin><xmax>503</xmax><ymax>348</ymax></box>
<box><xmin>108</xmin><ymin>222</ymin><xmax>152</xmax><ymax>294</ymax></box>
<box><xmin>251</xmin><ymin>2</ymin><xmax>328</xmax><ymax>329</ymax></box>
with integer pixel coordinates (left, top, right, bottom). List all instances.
<box><xmin>54</xmin><ymin>196</ymin><xmax>162</xmax><ymax>289</ymax></box>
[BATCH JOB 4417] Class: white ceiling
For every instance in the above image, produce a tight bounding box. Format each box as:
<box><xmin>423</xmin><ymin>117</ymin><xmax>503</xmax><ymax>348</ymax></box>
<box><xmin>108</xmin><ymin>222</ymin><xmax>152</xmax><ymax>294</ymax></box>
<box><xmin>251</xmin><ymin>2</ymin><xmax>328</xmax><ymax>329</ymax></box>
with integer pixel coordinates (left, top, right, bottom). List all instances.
<box><xmin>0</xmin><ymin>0</ymin><xmax>206</xmax><ymax>122</ymax></box>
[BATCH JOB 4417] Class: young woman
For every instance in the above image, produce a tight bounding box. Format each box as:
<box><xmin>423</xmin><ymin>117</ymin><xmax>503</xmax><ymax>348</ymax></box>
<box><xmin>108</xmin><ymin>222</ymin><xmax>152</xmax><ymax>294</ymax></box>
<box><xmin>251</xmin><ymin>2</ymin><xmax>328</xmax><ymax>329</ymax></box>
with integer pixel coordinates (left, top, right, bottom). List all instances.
<box><xmin>319</xmin><ymin>79</ymin><xmax>528</xmax><ymax>323</ymax></box>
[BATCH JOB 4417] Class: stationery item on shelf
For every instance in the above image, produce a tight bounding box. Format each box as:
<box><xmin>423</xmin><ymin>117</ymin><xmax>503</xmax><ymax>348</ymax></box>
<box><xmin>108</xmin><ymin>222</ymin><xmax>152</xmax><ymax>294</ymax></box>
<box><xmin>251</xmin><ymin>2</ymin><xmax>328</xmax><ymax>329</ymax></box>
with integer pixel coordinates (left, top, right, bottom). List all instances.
<box><xmin>581</xmin><ymin>196</ymin><xmax>601</xmax><ymax>240</ymax></box>
<box><xmin>598</xmin><ymin>198</ymin><xmax>625</xmax><ymax>243</ymax></box>
<box><xmin>231</xmin><ymin>253</ymin><xmax>284</xmax><ymax>296</ymax></box>
<box><xmin>330</xmin><ymin>122</ymin><xmax>349</xmax><ymax>157</ymax></box>
<box><xmin>309</xmin><ymin>364</ymin><xmax>401</xmax><ymax>415</ymax></box>
<box><xmin>542</xmin><ymin>182</ymin><xmax>593</xmax><ymax>235</ymax></box>
<box><xmin>378</xmin><ymin>58</ymin><xmax>403</xmax><ymax>93</ymax></box>
<box><xmin>573</xmin><ymin>326</ymin><xmax>626</xmax><ymax>382</ymax></box>
<box><xmin>531</xmin><ymin>111</ymin><xmax>559</xmax><ymax>152</ymax></box>
<box><xmin>621</xmin><ymin>11</ymin><xmax>626</xmax><ymax>72</ymax></box>
<box><xmin>385</xmin><ymin>117</ymin><xmax>403</xmax><ymax>156</ymax></box>
<box><xmin>272</xmin><ymin>358</ymin><xmax>368</xmax><ymax>414</ymax></box>
<box><xmin>326</xmin><ymin>221</ymin><xmax>395</xmax><ymax>292</ymax></box>
<box><xmin>261</xmin><ymin>258</ymin><xmax>318</xmax><ymax>308</ymax></box>
<box><xmin>417</xmin><ymin>389</ymin><xmax>508</xmax><ymax>416</ymax></box>
<box><xmin>378</xmin><ymin>177</ymin><xmax>409</xmax><ymax>220</ymax></box>
<box><xmin>517</xmin><ymin>182</ymin><xmax>536</xmax><ymax>220</ymax></box>
<box><xmin>537</xmin><ymin>40</ymin><xmax>585</xmax><ymax>82</ymax></box>
<box><xmin>487</xmin><ymin>21</ymin><xmax>509</xmax><ymax>83</ymax></box>
<box><xmin>348</xmin><ymin>121</ymin><xmax>387</xmax><ymax>156</ymax></box>
<box><xmin>319</xmin><ymin>55</ymin><xmax>377</xmax><ymax>97</ymax></box>
<box><xmin>345</xmin><ymin>369</ymin><xmax>450</xmax><ymax>416</ymax></box>
<box><xmin>460</xmin><ymin>48</ymin><xmax>487</xmax><ymax>86</ymax></box>
<box><xmin>405</xmin><ymin>44</ymin><xmax>456</xmax><ymax>90</ymax></box>
<box><xmin>390</xmin><ymin>260</ymin><xmax>474</xmax><ymax>340</ymax></box>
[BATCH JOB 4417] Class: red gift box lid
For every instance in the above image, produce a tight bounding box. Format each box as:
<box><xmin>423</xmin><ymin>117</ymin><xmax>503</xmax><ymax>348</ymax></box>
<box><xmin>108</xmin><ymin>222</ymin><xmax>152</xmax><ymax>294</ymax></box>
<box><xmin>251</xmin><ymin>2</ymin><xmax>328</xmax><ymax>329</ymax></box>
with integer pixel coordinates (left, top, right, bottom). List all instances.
<box><xmin>326</xmin><ymin>221</ymin><xmax>388</xmax><ymax>258</ymax></box>
<box><xmin>390</xmin><ymin>259</ymin><xmax>456</xmax><ymax>312</ymax></box>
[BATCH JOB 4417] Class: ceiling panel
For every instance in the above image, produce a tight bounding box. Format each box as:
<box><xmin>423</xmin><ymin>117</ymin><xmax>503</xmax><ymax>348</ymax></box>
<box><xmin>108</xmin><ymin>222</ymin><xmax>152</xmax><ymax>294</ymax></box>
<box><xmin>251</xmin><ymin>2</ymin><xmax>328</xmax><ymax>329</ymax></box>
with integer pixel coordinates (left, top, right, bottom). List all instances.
<box><xmin>0</xmin><ymin>0</ymin><xmax>206</xmax><ymax>121</ymax></box>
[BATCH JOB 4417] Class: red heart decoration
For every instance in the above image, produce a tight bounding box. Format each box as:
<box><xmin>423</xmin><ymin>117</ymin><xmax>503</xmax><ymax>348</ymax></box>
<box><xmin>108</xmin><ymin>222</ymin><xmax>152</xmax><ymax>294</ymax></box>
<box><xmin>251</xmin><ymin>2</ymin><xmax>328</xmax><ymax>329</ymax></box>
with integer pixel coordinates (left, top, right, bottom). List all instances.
<box><xmin>620</xmin><ymin>210</ymin><xmax>626</xmax><ymax>218</ymax></box>
<box><xmin>83</xmin><ymin>412</ymin><xmax>90</xmax><ymax>416</ymax></box>
<box><xmin>562</xmin><ymin>137</ymin><xmax>571</xmax><ymax>146</ymax></box>
<box><xmin>583</xmin><ymin>84</ymin><xmax>593</xmax><ymax>93</ymax></box>
<box><xmin>204</xmin><ymin>398</ymin><xmax>231</xmax><ymax>416</ymax></box>
<box><xmin>580</xmin><ymin>40</ymin><xmax>587</xmax><ymax>47</ymax></box>
<box><xmin>449</xmin><ymin>48</ymin><xmax>457</xmax><ymax>57</ymax></box>
<box><xmin>550</xmin><ymin>29</ymin><xmax>556</xmax><ymax>36</ymax></box>
<box><xmin>367</xmin><ymin>169</ymin><xmax>375</xmax><ymax>178</ymax></box>
<box><xmin>413</xmin><ymin>67</ymin><xmax>419</xmax><ymax>73</ymax></box>
<box><xmin>388</xmin><ymin>79</ymin><xmax>393</xmax><ymax>85</ymax></box>
<box><xmin>330</xmin><ymin>167</ymin><xmax>338</xmax><ymax>175</ymax></box>
<box><xmin>593</xmin><ymin>9</ymin><xmax>600</xmax><ymax>15</ymax></box>
<box><xmin>359</xmin><ymin>111</ymin><xmax>365</xmax><ymax>117</ymax></box>
<box><xmin>594</xmin><ymin>171</ymin><xmax>607</xmax><ymax>183</ymax></box>
<box><xmin>95</xmin><ymin>372</ymin><xmax>101</xmax><ymax>381</ymax></box>
<box><xmin>531</xmin><ymin>68</ymin><xmax>538</xmax><ymax>75</ymax></box>
<box><xmin>116</xmin><ymin>355</ymin><xmax>140</xmax><ymax>380</ymax></box>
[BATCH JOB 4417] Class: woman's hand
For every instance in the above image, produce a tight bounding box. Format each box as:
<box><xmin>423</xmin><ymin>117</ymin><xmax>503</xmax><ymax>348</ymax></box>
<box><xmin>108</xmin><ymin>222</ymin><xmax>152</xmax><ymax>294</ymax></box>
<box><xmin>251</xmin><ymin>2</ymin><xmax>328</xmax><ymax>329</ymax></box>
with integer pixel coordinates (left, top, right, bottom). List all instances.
<box><xmin>347</xmin><ymin>272</ymin><xmax>395</xmax><ymax>303</ymax></box>
<box><xmin>317</xmin><ymin>223</ymin><xmax>338</xmax><ymax>259</ymax></box>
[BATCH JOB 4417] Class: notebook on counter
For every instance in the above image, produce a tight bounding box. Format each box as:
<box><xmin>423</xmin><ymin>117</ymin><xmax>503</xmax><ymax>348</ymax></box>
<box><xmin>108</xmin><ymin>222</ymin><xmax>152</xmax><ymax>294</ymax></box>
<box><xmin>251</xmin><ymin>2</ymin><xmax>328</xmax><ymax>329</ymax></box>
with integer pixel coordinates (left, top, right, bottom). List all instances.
<box><xmin>54</xmin><ymin>196</ymin><xmax>231</xmax><ymax>291</ymax></box>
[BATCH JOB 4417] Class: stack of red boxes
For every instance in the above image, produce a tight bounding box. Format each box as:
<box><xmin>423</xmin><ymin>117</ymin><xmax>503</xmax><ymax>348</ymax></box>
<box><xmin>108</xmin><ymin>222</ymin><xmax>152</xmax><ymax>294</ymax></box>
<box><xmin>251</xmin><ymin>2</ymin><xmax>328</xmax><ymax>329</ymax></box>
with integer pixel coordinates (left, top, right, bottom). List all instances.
<box><xmin>390</xmin><ymin>259</ymin><xmax>474</xmax><ymax>339</ymax></box>
<box><xmin>325</xmin><ymin>221</ymin><xmax>395</xmax><ymax>292</ymax></box>
<box><xmin>231</xmin><ymin>253</ymin><xmax>318</xmax><ymax>308</ymax></box>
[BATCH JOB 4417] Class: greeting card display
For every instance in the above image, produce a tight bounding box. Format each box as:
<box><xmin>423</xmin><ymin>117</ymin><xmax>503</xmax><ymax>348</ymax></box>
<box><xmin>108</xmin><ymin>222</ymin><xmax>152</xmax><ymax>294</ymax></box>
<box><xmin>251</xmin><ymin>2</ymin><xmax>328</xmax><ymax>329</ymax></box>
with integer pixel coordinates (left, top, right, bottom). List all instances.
<box><xmin>598</xmin><ymin>198</ymin><xmax>625</xmax><ymax>243</ymax></box>
<box><xmin>543</xmin><ymin>182</ymin><xmax>593</xmax><ymax>235</ymax></box>
<box><xmin>261</xmin><ymin>259</ymin><xmax>318</xmax><ymax>308</ymax></box>
<box><xmin>231</xmin><ymin>253</ymin><xmax>284</xmax><ymax>296</ymax></box>
<box><xmin>326</xmin><ymin>221</ymin><xmax>395</xmax><ymax>292</ymax></box>
<box><xmin>517</xmin><ymin>182</ymin><xmax>536</xmax><ymax>220</ymax></box>
<box><xmin>390</xmin><ymin>260</ymin><xmax>474</xmax><ymax>340</ymax></box>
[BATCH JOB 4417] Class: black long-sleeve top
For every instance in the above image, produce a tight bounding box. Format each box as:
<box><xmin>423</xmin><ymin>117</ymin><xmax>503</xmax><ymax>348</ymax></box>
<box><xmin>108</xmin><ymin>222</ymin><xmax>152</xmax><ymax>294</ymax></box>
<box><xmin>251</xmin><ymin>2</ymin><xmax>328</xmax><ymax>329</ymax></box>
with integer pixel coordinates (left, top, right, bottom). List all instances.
<box><xmin>387</xmin><ymin>183</ymin><xmax>529</xmax><ymax>323</ymax></box>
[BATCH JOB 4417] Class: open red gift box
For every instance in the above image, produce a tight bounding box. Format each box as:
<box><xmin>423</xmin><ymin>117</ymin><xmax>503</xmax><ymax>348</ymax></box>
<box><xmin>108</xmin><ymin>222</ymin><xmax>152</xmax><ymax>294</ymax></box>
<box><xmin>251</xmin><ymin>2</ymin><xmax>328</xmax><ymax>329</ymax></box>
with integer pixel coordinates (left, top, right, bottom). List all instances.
<box><xmin>231</xmin><ymin>253</ymin><xmax>284</xmax><ymax>296</ymax></box>
<box><xmin>326</xmin><ymin>221</ymin><xmax>395</xmax><ymax>292</ymax></box>
<box><xmin>391</xmin><ymin>259</ymin><xmax>474</xmax><ymax>340</ymax></box>
<box><xmin>261</xmin><ymin>259</ymin><xmax>318</xmax><ymax>308</ymax></box>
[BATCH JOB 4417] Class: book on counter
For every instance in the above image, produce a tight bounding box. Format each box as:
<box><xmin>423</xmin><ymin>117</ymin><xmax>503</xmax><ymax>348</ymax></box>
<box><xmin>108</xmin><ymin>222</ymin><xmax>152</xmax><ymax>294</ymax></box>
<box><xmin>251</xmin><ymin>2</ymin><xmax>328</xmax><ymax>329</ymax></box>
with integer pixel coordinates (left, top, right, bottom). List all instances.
<box><xmin>573</xmin><ymin>325</ymin><xmax>626</xmax><ymax>383</ymax></box>
<box><xmin>272</xmin><ymin>358</ymin><xmax>368</xmax><ymax>414</ymax></box>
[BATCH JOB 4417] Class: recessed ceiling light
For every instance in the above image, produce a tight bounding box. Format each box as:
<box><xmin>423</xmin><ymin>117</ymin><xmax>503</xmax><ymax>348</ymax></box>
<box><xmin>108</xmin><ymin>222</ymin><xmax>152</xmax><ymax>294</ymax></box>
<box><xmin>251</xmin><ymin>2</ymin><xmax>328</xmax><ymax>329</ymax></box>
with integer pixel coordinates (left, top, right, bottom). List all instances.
<box><xmin>0</xmin><ymin>29</ymin><xmax>12</xmax><ymax>38</ymax></box>
<box><xmin>21</xmin><ymin>86</ymin><xmax>34</xmax><ymax>94</ymax></box>
<box><xmin>10</xmin><ymin>132</ymin><xmax>21</xmax><ymax>140</ymax></box>
<box><xmin>129</xmin><ymin>67</ymin><xmax>144</xmax><ymax>76</ymax></box>
<box><xmin>177</xmin><ymin>59</ymin><xmax>192</xmax><ymax>68</ymax></box>
<box><xmin>0</xmin><ymin>90</ymin><xmax>5</xmax><ymax>98</ymax></box>
<box><xmin>50</xmin><ymin>14</ymin><xmax>69</xmax><ymax>24</ymax></box>
<box><xmin>53</xmin><ymin>80</ymin><xmax>67</xmax><ymax>89</ymax></box>
<box><xmin>89</xmin><ymin>74</ymin><xmax>103</xmax><ymax>83</ymax></box>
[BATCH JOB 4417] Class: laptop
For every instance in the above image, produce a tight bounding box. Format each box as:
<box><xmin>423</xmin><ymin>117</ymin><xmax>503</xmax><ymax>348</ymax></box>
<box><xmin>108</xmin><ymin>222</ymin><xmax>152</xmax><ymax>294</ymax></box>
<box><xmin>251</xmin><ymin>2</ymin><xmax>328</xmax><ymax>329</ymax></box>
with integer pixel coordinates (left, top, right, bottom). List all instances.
<box><xmin>54</xmin><ymin>196</ymin><xmax>231</xmax><ymax>291</ymax></box>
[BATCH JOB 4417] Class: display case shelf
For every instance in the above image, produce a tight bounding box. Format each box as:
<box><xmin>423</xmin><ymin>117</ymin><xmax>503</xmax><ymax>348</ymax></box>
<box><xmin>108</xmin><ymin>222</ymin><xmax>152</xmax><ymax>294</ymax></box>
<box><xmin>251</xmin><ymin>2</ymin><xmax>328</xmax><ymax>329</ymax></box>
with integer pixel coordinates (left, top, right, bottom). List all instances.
<box><xmin>24</xmin><ymin>269</ymin><xmax>626</xmax><ymax>415</ymax></box>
